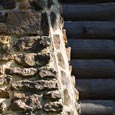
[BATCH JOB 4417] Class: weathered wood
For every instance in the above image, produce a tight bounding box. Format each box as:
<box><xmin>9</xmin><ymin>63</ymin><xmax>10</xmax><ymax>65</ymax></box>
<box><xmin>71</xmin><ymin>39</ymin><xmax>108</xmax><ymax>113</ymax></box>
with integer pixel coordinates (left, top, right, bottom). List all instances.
<box><xmin>68</xmin><ymin>39</ymin><xmax>115</xmax><ymax>59</ymax></box>
<box><xmin>65</xmin><ymin>21</ymin><xmax>115</xmax><ymax>39</ymax></box>
<box><xmin>63</xmin><ymin>3</ymin><xmax>115</xmax><ymax>21</ymax></box>
<box><xmin>76</xmin><ymin>79</ymin><xmax>115</xmax><ymax>99</ymax></box>
<box><xmin>71</xmin><ymin>59</ymin><xmax>115</xmax><ymax>78</ymax></box>
<box><xmin>61</xmin><ymin>0</ymin><xmax>114</xmax><ymax>3</ymax></box>
<box><xmin>80</xmin><ymin>100</ymin><xmax>115</xmax><ymax>115</ymax></box>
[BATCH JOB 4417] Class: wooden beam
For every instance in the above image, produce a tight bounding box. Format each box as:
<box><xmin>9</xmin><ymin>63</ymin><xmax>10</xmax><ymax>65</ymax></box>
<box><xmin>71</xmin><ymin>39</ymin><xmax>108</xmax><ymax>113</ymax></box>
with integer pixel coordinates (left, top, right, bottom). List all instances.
<box><xmin>80</xmin><ymin>100</ymin><xmax>115</xmax><ymax>115</ymax></box>
<box><xmin>68</xmin><ymin>39</ymin><xmax>115</xmax><ymax>59</ymax></box>
<box><xmin>61</xmin><ymin>0</ymin><xmax>114</xmax><ymax>3</ymax></box>
<box><xmin>76</xmin><ymin>79</ymin><xmax>115</xmax><ymax>99</ymax></box>
<box><xmin>71</xmin><ymin>59</ymin><xmax>115</xmax><ymax>78</ymax></box>
<box><xmin>63</xmin><ymin>3</ymin><xmax>115</xmax><ymax>21</ymax></box>
<box><xmin>64</xmin><ymin>21</ymin><xmax>115</xmax><ymax>39</ymax></box>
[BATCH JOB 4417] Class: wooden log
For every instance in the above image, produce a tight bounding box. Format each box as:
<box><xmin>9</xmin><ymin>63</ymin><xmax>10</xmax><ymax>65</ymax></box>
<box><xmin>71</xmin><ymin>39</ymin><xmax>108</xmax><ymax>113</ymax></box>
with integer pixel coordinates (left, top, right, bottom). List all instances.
<box><xmin>80</xmin><ymin>100</ymin><xmax>115</xmax><ymax>115</ymax></box>
<box><xmin>68</xmin><ymin>39</ymin><xmax>115</xmax><ymax>59</ymax></box>
<box><xmin>64</xmin><ymin>21</ymin><xmax>115</xmax><ymax>39</ymax></box>
<box><xmin>76</xmin><ymin>79</ymin><xmax>115</xmax><ymax>99</ymax></box>
<box><xmin>63</xmin><ymin>3</ymin><xmax>115</xmax><ymax>21</ymax></box>
<box><xmin>71</xmin><ymin>59</ymin><xmax>115</xmax><ymax>78</ymax></box>
<box><xmin>61</xmin><ymin>0</ymin><xmax>114</xmax><ymax>3</ymax></box>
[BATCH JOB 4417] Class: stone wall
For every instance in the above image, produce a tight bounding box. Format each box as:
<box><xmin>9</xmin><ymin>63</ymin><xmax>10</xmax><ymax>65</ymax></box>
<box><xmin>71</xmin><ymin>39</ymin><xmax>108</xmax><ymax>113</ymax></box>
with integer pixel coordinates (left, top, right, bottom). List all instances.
<box><xmin>0</xmin><ymin>0</ymin><xmax>79</xmax><ymax>115</ymax></box>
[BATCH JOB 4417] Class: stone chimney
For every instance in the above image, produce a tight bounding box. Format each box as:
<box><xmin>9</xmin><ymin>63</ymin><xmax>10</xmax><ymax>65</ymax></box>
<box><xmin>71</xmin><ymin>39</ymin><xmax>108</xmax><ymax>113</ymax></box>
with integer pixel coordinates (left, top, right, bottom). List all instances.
<box><xmin>0</xmin><ymin>0</ymin><xmax>79</xmax><ymax>114</ymax></box>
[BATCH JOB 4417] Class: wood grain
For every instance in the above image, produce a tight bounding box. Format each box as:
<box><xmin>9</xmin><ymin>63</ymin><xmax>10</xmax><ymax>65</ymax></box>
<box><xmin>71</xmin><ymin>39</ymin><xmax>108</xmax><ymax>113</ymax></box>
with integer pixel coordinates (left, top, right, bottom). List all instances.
<box><xmin>63</xmin><ymin>3</ymin><xmax>115</xmax><ymax>21</ymax></box>
<box><xmin>71</xmin><ymin>59</ymin><xmax>115</xmax><ymax>78</ymax></box>
<box><xmin>65</xmin><ymin>21</ymin><xmax>115</xmax><ymax>39</ymax></box>
<box><xmin>80</xmin><ymin>100</ymin><xmax>115</xmax><ymax>115</ymax></box>
<box><xmin>77</xmin><ymin>79</ymin><xmax>115</xmax><ymax>99</ymax></box>
<box><xmin>68</xmin><ymin>39</ymin><xmax>115</xmax><ymax>59</ymax></box>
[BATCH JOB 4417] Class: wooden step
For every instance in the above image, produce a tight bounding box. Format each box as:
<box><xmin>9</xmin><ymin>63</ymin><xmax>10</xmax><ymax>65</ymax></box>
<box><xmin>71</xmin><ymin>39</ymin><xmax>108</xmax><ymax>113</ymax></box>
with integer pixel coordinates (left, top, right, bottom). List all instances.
<box><xmin>63</xmin><ymin>3</ymin><xmax>115</xmax><ymax>21</ymax></box>
<box><xmin>80</xmin><ymin>100</ymin><xmax>115</xmax><ymax>115</ymax></box>
<box><xmin>71</xmin><ymin>59</ymin><xmax>115</xmax><ymax>78</ymax></box>
<box><xmin>68</xmin><ymin>39</ymin><xmax>115</xmax><ymax>59</ymax></box>
<box><xmin>65</xmin><ymin>21</ymin><xmax>115</xmax><ymax>39</ymax></box>
<box><xmin>77</xmin><ymin>79</ymin><xmax>115</xmax><ymax>99</ymax></box>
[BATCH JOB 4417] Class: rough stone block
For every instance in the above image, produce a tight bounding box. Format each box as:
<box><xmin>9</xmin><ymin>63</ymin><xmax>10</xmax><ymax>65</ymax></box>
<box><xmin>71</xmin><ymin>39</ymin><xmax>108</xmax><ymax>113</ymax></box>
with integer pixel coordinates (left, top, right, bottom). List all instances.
<box><xmin>38</xmin><ymin>68</ymin><xmax>56</xmax><ymax>79</ymax></box>
<box><xmin>0</xmin><ymin>88</ymin><xmax>9</xmax><ymax>98</ymax></box>
<box><xmin>30</xmin><ymin>0</ymin><xmax>47</xmax><ymax>11</ymax></box>
<box><xmin>10</xmin><ymin>94</ymin><xmax>41</xmax><ymax>111</ymax></box>
<box><xmin>0</xmin><ymin>36</ymin><xmax>11</xmax><ymax>53</ymax></box>
<box><xmin>13</xmin><ymin>92</ymin><xmax>40</xmax><ymax>100</ymax></box>
<box><xmin>14</xmin><ymin>53</ymin><xmax>50</xmax><ymax>67</ymax></box>
<box><xmin>0</xmin><ymin>75</ymin><xmax>12</xmax><ymax>85</ymax></box>
<box><xmin>15</xmin><ymin>36</ymin><xmax>51</xmax><ymax>52</ymax></box>
<box><xmin>0</xmin><ymin>13</ymin><xmax>7</xmax><ymax>22</ymax></box>
<box><xmin>43</xmin><ymin>102</ymin><xmax>63</xmax><ymax>113</ymax></box>
<box><xmin>0</xmin><ymin>66</ymin><xmax>4</xmax><ymax>74</ymax></box>
<box><xmin>0</xmin><ymin>0</ymin><xmax>16</xmax><ymax>9</ymax></box>
<box><xmin>43</xmin><ymin>91</ymin><xmax>61</xmax><ymax>101</ymax></box>
<box><xmin>6</xmin><ymin>11</ymin><xmax>44</xmax><ymax>35</ymax></box>
<box><xmin>41</xmin><ymin>13</ymin><xmax>49</xmax><ymax>35</ymax></box>
<box><xmin>0</xmin><ymin>23</ymin><xmax>7</xmax><ymax>34</ymax></box>
<box><xmin>6</xmin><ymin>67</ymin><xmax>37</xmax><ymax>77</ymax></box>
<box><xmin>0</xmin><ymin>53</ymin><xmax>14</xmax><ymax>61</ymax></box>
<box><xmin>47</xmin><ymin>0</ymin><xmax>54</xmax><ymax>8</ymax></box>
<box><xmin>0</xmin><ymin>103</ymin><xmax>7</xmax><ymax>114</ymax></box>
<box><xmin>17</xmin><ymin>0</ymin><xmax>30</xmax><ymax>10</ymax></box>
<box><xmin>11</xmin><ymin>80</ymin><xmax>58</xmax><ymax>91</ymax></box>
<box><xmin>14</xmin><ymin>53</ymin><xmax>36</xmax><ymax>67</ymax></box>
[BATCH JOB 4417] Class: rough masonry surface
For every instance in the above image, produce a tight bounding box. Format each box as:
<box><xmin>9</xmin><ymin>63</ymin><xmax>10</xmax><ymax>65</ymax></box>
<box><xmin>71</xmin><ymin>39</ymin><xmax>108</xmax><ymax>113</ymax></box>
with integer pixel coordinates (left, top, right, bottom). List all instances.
<box><xmin>0</xmin><ymin>0</ymin><xmax>79</xmax><ymax>115</ymax></box>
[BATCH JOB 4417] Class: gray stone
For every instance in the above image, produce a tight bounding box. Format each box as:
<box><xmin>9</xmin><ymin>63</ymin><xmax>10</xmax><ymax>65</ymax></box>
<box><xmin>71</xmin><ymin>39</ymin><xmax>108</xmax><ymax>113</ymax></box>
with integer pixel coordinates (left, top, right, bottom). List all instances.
<box><xmin>13</xmin><ymin>92</ymin><xmax>33</xmax><ymax>100</ymax></box>
<box><xmin>0</xmin><ymin>36</ymin><xmax>11</xmax><ymax>54</ymax></box>
<box><xmin>7</xmin><ymin>11</ymin><xmax>42</xmax><ymax>35</ymax></box>
<box><xmin>0</xmin><ymin>12</ymin><xmax>7</xmax><ymax>22</ymax></box>
<box><xmin>11</xmin><ymin>80</ymin><xmax>58</xmax><ymax>91</ymax></box>
<box><xmin>0</xmin><ymin>0</ymin><xmax>16</xmax><ymax>9</ymax></box>
<box><xmin>47</xmin><ymin>0</ymin><xmax>54</xmax><ymax>8</ymax></box>
<box><xmin>0</xmin><ymin>66</ymin><xmax>4</xmax><ymax>74</ymax></box>
<box><xmin>15</xmin><ymin>36</ymin><xmax>51</xmax><ymax>52</ymax></box>
<box><xmin>0</xmin><ymin>103</ymin><xmax>7</xmax><ymax>113</ymax></box>
<box><xmin>43</xmin><ymin>102</ymin><xmax>63</xmax><ymax>113</ymax></box>
<box><xmin>6</xmin><ymin>67</ymin><xmax>37</xmax><ymax>77</ymax></box>
<box><xmin>41</xmin><ymin>13</ymin><xmax>49</xmax><ymax>36</ymax></box>
<box><xmin>0</xmin><ymin>53</ymin><xmax>14</xmax><ymax>61</ymax></box>
<box><xmin>14</xmin><ymin>53</ymin><xmax>50</xmax><ymax>67</ymax></box>
<box><xmin>14</xmin><ymin>53</ymin><xmax>36</xmax><ymax>67</ymax></box>
<box><xmin>38</xmin><ymin>68</ymin><xmax>56</xmax><ymax>79</ymax></box>
<box><xmin>0</xmin><ymin>23</ymin><xmax>7</xmax><ymax>34</ymax></box>
<box><xmin>30</xmin><ymin>0</ymin><xmax>47</xmax><ymax>11</ymax></box>
<box><xmin>0</xmin><ymin>88</ymin><xmax>9</xmax><ymax>98</ymax></box>
<box><xmin>0</xmin><ymin>75</ymin><xmax>12</xmax><ymax>85</ymax></box>
<box><xmin>35</xmin><ymin>53</ymin><xmax>51</xmax><ymax>66</ymax></box>
<box><xmin>43</xmin><ymin>91</ymin><xmax>61</xmax><ymax>101</ymax></box>
<box><xmin>10</xmin><ymin>94</ymin><xmax>41</xmax><ymax>111</ymax></box>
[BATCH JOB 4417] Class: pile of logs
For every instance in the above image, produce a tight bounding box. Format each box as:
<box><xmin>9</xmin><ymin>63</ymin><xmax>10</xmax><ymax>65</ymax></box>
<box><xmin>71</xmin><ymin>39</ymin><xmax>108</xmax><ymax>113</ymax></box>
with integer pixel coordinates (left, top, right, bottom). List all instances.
<box><xmin>62</xmin><ymin>0</ymin><xmax>115</xmax><ymax>114</ymax></box>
